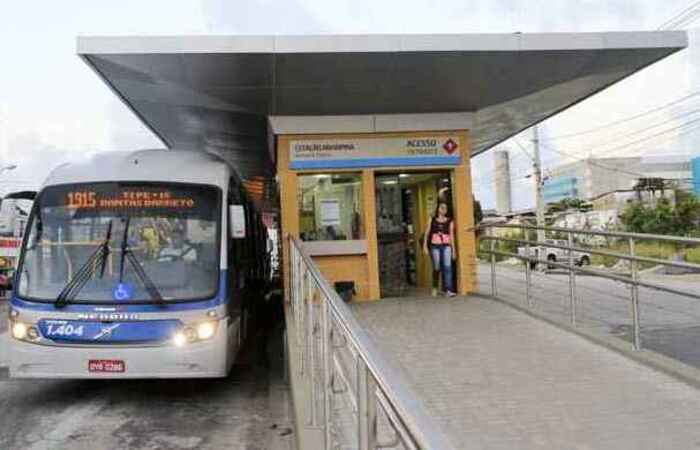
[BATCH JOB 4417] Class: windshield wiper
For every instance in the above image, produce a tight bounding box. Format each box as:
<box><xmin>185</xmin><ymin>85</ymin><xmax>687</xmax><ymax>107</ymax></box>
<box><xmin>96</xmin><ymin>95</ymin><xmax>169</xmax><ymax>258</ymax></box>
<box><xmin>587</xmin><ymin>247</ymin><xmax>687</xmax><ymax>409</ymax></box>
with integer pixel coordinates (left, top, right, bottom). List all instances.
<box><xmin>55</xmin><ymin>220</ymin><xmax>113</xmax><ymax>308</ymax></box>
<box><xmin>118</xmin><ymin>217</ymin><xmax>164</xmax><ymax>305</ymax></box>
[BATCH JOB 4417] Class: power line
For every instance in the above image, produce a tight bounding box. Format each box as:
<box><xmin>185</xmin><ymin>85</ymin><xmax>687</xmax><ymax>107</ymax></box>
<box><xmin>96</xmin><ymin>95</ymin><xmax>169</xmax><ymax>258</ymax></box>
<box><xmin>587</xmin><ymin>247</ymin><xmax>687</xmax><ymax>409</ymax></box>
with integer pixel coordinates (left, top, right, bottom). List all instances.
<box><xmin>474</xmin><ymin>115</ymin><xmax>700</xmax><ymax>189</ymax></box>
<box><xmin>570</xmin><ymin>116</ymin><xmax>700</xmax><ymax>159</ymax></box>
<box><xmin>658</xmin><ymin>0</ymin><xmax>700</xmax><ymax>29</ymax></box>
<box><xmin>543</xmin><ymin>91</ymin><xmax>700</xmax><ymax>141</ymax></box>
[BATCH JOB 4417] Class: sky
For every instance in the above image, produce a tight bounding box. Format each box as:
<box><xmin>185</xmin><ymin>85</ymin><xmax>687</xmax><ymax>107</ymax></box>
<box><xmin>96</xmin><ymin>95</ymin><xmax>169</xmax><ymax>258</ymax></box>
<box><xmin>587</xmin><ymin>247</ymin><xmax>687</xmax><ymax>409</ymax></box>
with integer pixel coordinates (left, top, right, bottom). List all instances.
<box><xmin>0</xmin><ymin>0</ymin><xmax>698</xmax><ymax>209</ymax></box>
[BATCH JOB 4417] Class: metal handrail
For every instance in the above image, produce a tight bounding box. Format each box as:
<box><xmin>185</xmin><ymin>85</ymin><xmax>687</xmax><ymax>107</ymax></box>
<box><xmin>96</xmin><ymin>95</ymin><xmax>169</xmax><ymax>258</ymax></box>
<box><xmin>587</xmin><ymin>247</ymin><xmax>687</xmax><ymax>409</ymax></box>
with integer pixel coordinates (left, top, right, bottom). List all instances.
<box><xmin>287</xmin><ymin>235</ymin><xmax>455</xmax><ymax>450</ymax></box>
<box><xmin>477</xmin><ymin>223</ymin><xmax>700</xmax><ymax>351</ymax></box>
<box><xmin>480</xmin><ymin>235</ymin><xmax>700</xmax><ymax>272</ymax></box>
<box><xmin>480</xmin><ymin>222</ymin><xmax>700</xmax><ymax>245</ymax></box>
<box><xmin>480</xmin><ymin>248</ymin><xmax>700</xmax><ymax>301</ymax></box>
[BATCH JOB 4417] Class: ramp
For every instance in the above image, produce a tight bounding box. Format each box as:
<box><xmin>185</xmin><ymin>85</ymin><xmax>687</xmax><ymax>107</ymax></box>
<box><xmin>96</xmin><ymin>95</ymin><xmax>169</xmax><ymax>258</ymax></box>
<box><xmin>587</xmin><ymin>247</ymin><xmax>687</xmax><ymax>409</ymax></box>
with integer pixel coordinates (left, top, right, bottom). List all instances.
<box><xmin>353</xmin><ymin>295</ymin><xmax>700</xmax><ymax>449</ymax></box>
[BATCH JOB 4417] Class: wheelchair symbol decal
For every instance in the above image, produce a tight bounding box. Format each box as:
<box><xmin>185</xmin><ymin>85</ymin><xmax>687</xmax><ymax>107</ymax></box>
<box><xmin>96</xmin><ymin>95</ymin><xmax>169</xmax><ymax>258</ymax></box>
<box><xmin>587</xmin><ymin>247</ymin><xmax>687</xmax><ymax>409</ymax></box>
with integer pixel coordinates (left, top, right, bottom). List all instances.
<box><xmin>113</xmin><ymin>283</ymin><xmax>133</xmax><ymax>301</ymax></box>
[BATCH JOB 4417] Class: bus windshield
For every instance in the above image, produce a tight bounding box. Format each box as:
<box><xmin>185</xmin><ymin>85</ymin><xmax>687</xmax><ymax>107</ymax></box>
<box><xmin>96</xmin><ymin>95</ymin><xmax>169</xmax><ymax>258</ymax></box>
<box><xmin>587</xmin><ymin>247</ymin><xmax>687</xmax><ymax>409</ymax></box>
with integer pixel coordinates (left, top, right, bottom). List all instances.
<box><xmin>17</xmin><ymin>182</ymin><xmax>221</xmax><ymax>304</ymax></box>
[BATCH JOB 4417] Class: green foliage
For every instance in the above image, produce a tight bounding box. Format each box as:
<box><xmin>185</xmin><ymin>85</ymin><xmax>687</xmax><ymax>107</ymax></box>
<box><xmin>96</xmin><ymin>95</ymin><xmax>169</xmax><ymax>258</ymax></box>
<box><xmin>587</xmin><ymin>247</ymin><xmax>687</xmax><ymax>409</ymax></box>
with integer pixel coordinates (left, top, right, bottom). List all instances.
<box><xmin>547</xmin><ymin>197</ymin><xmax>592</xmax><ymax>214</ymax></box>
<box><xmin>473</xmin><ymin>197</ymin><xmax>483</xmax><ymax>225</ymax></box>
<box><xmin>590</xmin><ymin>241</ymin><xmax>683</xmax><ymax>269</ymax></box>
<box><xmin>687</xmin><ymin>247</ymin><xmax>700</xmax><ymax>265</ymax></box>
<box><xmin>477</xmin><ymin>231</ymin><xmax>524</xmax><ymax>262</ymax></box>
<box><xmin>620</xmin><ymin>192</ymin><xmax>700</xmax><ymax>237</ymax></box>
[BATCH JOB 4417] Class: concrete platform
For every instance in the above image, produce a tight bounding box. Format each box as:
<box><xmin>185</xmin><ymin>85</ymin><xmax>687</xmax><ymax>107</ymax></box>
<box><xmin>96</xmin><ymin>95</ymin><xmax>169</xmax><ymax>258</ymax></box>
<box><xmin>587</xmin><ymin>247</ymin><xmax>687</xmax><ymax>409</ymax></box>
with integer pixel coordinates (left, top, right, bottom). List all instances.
<box><xmin>352</xmin><ymin>295</ymin><xmax>700</xmax><ymax>449</ymax></box>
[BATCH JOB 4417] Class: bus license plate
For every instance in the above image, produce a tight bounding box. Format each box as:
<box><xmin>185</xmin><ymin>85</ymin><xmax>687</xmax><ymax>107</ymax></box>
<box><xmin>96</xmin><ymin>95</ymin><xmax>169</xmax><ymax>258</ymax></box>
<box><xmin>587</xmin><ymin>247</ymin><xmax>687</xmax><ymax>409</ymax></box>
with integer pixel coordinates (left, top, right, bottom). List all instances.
<box><xmin>88</xmin><ymin>359</ymin><xmax>125</xmax><ymax>373</ymax></box>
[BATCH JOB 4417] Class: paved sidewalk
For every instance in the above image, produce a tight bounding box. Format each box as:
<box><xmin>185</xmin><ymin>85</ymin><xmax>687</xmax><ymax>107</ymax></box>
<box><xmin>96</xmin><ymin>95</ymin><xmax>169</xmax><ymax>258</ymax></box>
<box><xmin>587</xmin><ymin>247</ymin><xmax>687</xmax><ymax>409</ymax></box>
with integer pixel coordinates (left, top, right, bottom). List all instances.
<box><xmin>353</xmin><ymin>295</ymin><xmax>700</xmax><ymax>449</ymax></box>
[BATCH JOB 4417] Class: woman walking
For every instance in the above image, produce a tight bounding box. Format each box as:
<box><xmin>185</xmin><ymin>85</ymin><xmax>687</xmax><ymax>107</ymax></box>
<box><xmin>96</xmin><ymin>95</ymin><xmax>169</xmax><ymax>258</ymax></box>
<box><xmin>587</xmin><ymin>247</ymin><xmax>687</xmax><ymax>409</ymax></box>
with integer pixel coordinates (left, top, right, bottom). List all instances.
<box><xmin>423</xmin><ymin>201</ymin><xmax>456</xmax><ymax>297</ymax></box>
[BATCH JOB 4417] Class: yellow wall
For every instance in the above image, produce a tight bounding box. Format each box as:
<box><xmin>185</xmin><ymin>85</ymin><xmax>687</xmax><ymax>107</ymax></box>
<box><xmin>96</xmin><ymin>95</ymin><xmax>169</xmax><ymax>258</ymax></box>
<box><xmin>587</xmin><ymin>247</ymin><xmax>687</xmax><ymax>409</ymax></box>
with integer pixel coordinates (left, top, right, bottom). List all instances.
<box><xmin>277</xmin><ymin>130</ymin><xmax>477</xmax><ymax>301</ymax></box>
<box><xmin>312</xmin><ymin>255</ymin><xmax>370</xmax><ymax>299</ymax></box>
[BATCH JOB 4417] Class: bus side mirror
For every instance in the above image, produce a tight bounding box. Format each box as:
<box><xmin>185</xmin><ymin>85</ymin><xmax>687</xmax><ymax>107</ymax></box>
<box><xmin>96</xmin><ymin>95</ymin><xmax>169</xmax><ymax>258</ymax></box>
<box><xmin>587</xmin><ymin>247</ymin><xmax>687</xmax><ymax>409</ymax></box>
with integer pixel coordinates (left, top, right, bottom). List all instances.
<box><xmin>229</xmin><ymin>205</ymin><xmax>246</xmax><ymax>239</ymax></box>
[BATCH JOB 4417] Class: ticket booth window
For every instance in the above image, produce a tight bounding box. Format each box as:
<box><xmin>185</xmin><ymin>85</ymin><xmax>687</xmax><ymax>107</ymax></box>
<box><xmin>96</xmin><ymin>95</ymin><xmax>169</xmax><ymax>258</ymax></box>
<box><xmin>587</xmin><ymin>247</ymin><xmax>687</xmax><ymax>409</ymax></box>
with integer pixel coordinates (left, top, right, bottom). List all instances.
<box><xmin>298</xmin><ymin>173</ymin><xmax>363</xmax><ymax>242</ymax></box>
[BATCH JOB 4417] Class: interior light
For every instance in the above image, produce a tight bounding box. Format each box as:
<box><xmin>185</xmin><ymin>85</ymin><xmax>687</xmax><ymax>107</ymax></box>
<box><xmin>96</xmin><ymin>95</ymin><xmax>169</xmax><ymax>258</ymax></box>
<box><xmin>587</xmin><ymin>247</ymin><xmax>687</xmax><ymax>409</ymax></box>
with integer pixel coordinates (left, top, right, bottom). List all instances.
<box><xmin>312</xmin><ymin>174</ymin><xmax>331</xmax><ymax>179</ymax></box>
<box><xmin>197</xmin><ymin>322</ymin><xmax>216</xmax><ymax>340</ymax></box>
<box><xmin>399</xmin><ymin>174</ymin><xmax>410</xmax><ymax>178</ymax></box>
<box><xmin>12</xmin><ymin>322</ymin><xmax>27</xmax><ymax>340</ymax></box>
<box><xmin>382</xmin><ymin>180</ymin><xmax>398</xmax><ymax>185</ymax></box>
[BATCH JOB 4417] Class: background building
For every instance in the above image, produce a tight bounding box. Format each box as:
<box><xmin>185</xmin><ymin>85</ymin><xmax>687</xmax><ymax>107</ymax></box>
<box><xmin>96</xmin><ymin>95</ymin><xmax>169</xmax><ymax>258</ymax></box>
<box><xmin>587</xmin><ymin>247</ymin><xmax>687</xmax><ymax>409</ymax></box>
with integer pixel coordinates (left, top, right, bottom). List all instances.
<box><xmin>542</xmin><ymin>155</ymin><xmax>694</xmax><ymax>204</ymax></box>
<box><xmin>693</xmin><ymin>156</ymin><xmax>700</xmax><ymax>196</ymax></box>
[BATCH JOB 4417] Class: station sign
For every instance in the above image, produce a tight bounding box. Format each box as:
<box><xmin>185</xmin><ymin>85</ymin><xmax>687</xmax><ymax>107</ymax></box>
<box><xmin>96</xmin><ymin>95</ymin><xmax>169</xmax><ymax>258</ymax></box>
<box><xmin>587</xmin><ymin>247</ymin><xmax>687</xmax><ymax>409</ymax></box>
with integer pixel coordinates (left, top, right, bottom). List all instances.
<box><xmin>289</xmin><ymin>135</ymin><xmax>462</xmax><ymax>169</ymax></box>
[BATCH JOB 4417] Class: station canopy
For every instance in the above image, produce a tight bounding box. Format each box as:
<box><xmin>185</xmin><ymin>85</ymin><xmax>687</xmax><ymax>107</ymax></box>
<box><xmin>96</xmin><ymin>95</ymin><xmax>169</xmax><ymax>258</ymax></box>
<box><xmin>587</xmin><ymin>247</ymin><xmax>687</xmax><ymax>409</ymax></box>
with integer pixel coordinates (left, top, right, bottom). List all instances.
<box><xmin>78</xmin><ymin>32</ymin><xmax>686</xmax><ymax>181</ymax></box>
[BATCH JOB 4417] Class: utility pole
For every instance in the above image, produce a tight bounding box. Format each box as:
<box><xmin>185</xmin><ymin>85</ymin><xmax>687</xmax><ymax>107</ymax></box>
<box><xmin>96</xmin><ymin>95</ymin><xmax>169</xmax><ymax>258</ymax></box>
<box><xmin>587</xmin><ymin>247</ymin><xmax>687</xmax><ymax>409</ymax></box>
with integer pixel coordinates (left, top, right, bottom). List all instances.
<box><xmin>532</xmin><ymin>125</ymin><xmax>546</xmax><ymax>243</ymax></box>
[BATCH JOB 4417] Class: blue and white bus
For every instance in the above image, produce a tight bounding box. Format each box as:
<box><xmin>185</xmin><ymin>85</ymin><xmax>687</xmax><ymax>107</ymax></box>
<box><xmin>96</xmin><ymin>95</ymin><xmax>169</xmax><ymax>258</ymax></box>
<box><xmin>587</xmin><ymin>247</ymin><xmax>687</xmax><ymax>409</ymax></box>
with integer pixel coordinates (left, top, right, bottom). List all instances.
<box><xmin>8</xmin><ymin>150</ymin><xmax>269</xmax><ymax>378</ymax></box>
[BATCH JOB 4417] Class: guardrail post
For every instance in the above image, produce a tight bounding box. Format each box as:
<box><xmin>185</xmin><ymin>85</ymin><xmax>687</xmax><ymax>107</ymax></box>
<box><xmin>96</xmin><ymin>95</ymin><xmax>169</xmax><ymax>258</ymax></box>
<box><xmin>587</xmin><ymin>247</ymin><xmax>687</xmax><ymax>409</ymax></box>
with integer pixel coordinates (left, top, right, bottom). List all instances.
<box><xmin>525</xmin><ymin>229</ymin><xmax>532</xmax><ymax>307</ymax></box>
<box><xmin>629</xmin><ymin>237</ymin><xmax>641</xmax><ymax>350</ymax></box>
<box><xmin>367</xmin><ymin>374</ymin><xmax>378</xmax><ymax>450</ymax></box>
<box><xmin>490</xmin><ymin>229</ymin><xmax>497</xmax><ymax>297</ymax></box>
<box><xmin>307</xmin><ymin>275</ymin><xmax>318</xmax><ymax>426</ymax></box>
<box><xmin>322</xmin><ymin>296</ymin><xmax>332</xmax><ymax>449</ymax></box>
<box><xmin>357</xmin><ymin>359</ymin><xmax>371</xmax><ymax>450</ymax></box>
<box><xmin>568</xmin><ymin>231</ymin><xmax>577</xmax><ymax>326</ymax></box>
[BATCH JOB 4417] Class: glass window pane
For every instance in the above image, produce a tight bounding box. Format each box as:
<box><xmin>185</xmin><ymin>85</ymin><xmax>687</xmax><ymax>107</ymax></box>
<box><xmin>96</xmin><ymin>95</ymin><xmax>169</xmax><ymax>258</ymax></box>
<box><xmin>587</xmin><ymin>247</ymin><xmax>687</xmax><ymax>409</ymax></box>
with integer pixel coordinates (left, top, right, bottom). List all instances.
<box><xmin>298</xmin><ymin>173</ymin><xmax>363</xmax><ymax>242</ymax></box>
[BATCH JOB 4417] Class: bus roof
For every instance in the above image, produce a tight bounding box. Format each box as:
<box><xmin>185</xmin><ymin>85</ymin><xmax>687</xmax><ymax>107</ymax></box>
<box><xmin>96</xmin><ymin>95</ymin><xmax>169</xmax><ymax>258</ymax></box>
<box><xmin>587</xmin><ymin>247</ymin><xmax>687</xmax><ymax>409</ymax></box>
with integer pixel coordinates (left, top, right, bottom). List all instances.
<box><xmin>42</xmin><ymin>149</ymin><xmax>230</xmax><ymax>189</ymax></box>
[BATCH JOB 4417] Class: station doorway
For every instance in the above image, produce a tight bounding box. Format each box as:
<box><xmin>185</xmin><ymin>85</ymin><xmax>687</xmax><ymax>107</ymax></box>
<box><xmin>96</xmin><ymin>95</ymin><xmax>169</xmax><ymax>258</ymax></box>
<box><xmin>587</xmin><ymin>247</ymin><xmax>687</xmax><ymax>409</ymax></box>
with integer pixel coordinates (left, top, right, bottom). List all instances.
<box><xmin>375</xmin><ymin>172</ymin><xmax>454</xmax><ymax>298</ymax></box>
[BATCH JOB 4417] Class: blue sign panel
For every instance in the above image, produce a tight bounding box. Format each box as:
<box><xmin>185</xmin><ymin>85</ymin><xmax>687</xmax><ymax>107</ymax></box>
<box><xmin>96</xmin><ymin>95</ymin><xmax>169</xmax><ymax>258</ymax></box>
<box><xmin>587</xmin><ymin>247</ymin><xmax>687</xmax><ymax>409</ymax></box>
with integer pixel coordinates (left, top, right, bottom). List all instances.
<box><xmin>37</xmin><ymin>319</ymin><xmax>182</xmax><ymax>344</ymax></box>
<box><xmin>289</xmin><ymin>135</ymin><xmax>463</xmax><ymax>170</ymax></box>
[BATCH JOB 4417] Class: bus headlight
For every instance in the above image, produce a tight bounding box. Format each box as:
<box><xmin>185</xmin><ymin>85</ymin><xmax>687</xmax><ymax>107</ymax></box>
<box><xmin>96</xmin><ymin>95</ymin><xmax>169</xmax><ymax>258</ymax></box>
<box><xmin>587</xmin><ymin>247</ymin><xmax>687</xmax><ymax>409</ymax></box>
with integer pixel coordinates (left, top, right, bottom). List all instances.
<box><xmin>12</xmin><ymin>322</ymin><xmax>41</xmax><ymax>342</ymax></box>
<box><xmin>172</xmin><ymin>332</ymin><xmax>187</xmax><ymax>347</ymax></box>
<box><xmin>172</xmin><ymin>321</ymin><xmax>218</xmax><ymax>347</ymax></box>
<box><xmin>27</xmin><ymin>326</ymin><xmax>40</xmax><ymax>341</ymax></box>
<box><xmin>197</xmin><ymin>322</ymin><xmax>216</xmax><ymax>340</ymax></box>
<box><xmin>12</xmin><ymin>322</ymin><xmax>27</xmax><ymax>340</ymax></box>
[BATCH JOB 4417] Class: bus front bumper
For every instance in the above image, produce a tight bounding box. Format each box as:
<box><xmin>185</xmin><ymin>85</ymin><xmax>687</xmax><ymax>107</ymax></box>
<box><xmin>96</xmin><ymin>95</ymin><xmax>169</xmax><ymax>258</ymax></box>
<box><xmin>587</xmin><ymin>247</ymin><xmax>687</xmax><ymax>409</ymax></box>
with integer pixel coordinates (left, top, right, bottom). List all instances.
<box><xmin>8</xmin><ymin>322</ymin><xmax>233</xmax><ymax>379</ymax></box>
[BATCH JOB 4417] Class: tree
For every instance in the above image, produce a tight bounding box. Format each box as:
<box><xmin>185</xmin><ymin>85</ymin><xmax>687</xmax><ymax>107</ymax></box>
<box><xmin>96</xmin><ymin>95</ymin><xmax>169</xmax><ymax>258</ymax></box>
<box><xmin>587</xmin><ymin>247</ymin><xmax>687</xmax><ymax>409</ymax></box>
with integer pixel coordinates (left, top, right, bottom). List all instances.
<box><xmin>473</xmin><ymin>197</ymin><xmax>483</xmax><ymax>225</ymax></box>
<box><xmin>674</xmin><ymin>191</ymin><xmax>700</xmax><ymax>235</ymax></box>
<box><xmin>620</xmin><ymin>192</ymin><xmax>700</xmax><ymax>236</ymax></box>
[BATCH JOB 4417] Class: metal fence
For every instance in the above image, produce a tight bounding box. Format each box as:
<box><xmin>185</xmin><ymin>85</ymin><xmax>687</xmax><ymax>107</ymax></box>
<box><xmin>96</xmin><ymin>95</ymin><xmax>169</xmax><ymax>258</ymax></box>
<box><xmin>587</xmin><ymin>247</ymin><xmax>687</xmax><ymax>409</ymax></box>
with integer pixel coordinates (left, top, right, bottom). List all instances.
<box><xmin>478</xmin><ymin>224</ymin><xmax>700</xmax><ymax>350</ymax></box>
<box><xmin>286</xmin><ymin>236</ymin><xmax>455</xmax><ymax>450</ymax></box>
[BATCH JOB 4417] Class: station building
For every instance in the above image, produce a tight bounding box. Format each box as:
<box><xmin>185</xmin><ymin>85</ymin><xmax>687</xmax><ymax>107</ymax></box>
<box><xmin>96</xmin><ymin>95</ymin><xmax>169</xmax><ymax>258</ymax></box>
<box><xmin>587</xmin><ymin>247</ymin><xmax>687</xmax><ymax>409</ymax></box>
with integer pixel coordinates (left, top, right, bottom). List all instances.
<box><xmin>78</xmin><ymin>32</ymin><xmax>686</xmax><ymax>300</ymax></box>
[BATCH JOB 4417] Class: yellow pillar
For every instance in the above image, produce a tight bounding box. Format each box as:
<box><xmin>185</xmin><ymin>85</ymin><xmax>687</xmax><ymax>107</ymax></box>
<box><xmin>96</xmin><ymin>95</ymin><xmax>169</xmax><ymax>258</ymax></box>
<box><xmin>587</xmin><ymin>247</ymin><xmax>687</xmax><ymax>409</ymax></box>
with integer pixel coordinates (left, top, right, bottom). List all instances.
<box><xmin>362</xmin><ymin>170</ymin><xmax>381</xmax><ymax>299</ymax></box>
<box><xmin>277</xmin><ymin>136</ymin><xmax>299</xmax><ymax>302</ymax></box>
<box><xmin>452</xmin><ymin>131</ymin><xmax>477</xmax><ymax>294</ymax></box>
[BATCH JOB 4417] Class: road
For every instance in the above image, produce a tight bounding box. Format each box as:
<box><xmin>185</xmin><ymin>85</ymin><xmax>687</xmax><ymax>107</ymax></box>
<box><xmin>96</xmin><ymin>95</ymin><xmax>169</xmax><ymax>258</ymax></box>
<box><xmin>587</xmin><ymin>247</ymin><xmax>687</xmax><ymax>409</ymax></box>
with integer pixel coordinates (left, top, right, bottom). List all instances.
<box><xmin>478</xmin><ymin>263</ymin><xmax>700</xmax><ymax>367</ymax></box>
<box><xmin>0</xmin><ymin>325</ymin><xmax>294</xmax><ymax>450</ymax></box>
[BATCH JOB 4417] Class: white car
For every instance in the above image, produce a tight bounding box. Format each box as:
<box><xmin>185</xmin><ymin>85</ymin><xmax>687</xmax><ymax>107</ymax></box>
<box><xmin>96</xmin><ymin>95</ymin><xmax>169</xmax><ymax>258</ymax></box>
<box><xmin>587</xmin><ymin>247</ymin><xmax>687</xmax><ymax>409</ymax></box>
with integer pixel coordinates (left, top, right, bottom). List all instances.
<box><xmin>518</xmin><ymin>239</ymin><xmax>591</xmax><ymax>269</ymax></box>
